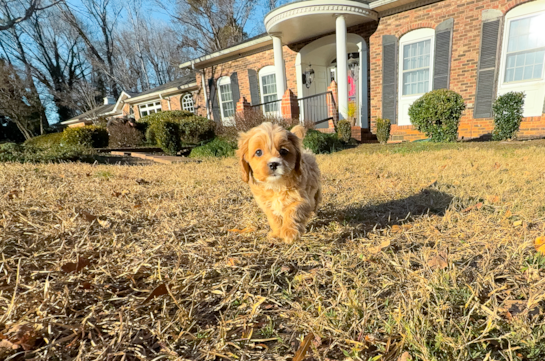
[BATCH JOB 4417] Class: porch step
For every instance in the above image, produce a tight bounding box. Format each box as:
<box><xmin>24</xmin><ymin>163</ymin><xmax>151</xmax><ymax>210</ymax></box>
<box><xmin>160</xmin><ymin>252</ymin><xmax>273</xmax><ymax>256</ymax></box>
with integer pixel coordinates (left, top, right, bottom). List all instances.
<box><xmin>110</xmin><ymin>151</ymin><xmax>201</xmax><ymax>164</ymax></box>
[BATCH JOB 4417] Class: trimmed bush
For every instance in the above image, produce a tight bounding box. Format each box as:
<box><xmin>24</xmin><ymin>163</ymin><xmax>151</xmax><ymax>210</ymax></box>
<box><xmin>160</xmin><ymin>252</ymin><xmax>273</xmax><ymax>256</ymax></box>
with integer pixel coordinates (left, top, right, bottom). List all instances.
<box><xmin>408</xmin><ymin>89</ymin><xmax>466</xmax><ymax>142</ymax></box>
<box><xmin>376</xmin><ymin>118</ymin><xmax>391</xmax><ymax>145</ymax></box>
<box><xmin>24</xmin><ymin>132</ymin><xmax>63</xmax><ymax>149</ymax></box>
<box><xmin>303</xmin><ymin>129</ymin><xmax>342</xmax><ymax>154</ymax></box>
<box><xmin>62</xmin><ymin>126</ymin><xmax>109</xmax><ymax>148</ymax></box>
<box><xmin>154</xmin><ymin>120</ymin><xmax>181</xmax><ymax>155</ymax></box>
<box><xmin>492</xmin><ymin>91</ymin><xmax>525</xmax><ymax>141</ymax></box>
<box><xmin>189</xmin><ymin>137</ymin><xmax>236</xmax><ymax>158</ymax></box>
<box><xmin>108</xmin><ymin>123</ymin><xmax>145</xmax><ymax>148</ymax></box>
<box><xmin>0</xmin><ymin>142</ymin><xmax>88</xmax><ymax>163</ymax></box>
<box><xmin>337</xmin><ymin>120</ymin><xmax>352</xmax><ymax>143</ymax></box>
<box><xmin>138</xmin><ymin>110</ymin><xmax>215</xmax><ymax>146</ymax></box>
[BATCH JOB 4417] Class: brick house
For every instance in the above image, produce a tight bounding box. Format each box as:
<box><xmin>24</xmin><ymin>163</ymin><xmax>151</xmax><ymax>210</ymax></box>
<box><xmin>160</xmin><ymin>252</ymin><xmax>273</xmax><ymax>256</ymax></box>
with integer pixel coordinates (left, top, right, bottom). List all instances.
<box><xmin>61</xmin><ymin>75</ymin><xmax>198</xmax><ymax>127</ymax></box>
<box><xmin>180</xmin><ymin>0</ymin><xmax>545</xmax><ymax>142</ymax></box>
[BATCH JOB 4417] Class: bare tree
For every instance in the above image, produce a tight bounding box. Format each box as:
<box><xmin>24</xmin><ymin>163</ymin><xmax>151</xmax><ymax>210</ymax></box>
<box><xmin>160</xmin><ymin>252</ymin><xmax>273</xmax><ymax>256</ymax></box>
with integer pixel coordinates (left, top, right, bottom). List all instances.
<box><xmin>0</xmin><ymin>59</ymin><xmax>43</xmax><ymax>139</ymax></box>
<box><xmin>0</xmin><ymin>0</ymin><xmax>63</xmax><ymax>31</ymax></box>
<box><xmin>60</xmin><ymin>80</ymin><xmax>100</xmax><ymax>116</ymax></box>
<box><xmin>160</xmin><ymin>0</ymin><xmax>257</xmax><ymax>53</ymax></box>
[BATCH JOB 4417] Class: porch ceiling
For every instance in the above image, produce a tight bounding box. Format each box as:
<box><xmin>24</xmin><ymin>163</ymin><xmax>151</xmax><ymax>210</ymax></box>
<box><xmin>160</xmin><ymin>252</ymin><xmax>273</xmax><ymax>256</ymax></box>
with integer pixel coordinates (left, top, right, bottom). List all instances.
<box><xmin>265</xmin><ymin>0</ymin><xmax>378</xmax><ymax>44</ymax></box>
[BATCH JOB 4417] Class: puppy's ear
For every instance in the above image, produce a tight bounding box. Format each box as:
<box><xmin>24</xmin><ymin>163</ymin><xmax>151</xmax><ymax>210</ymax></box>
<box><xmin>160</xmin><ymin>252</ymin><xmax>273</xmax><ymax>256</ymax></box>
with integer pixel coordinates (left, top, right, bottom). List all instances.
<box><xmin>237</xmin><ymin>131</ymin><xmax>251</xmax><ymax>183</ymax></box>
<box><xmin>290</xmin><ymin>125</ymin><xmax>307</xmax><ymax>140</ymax></box>
<box><xmin>287</xmin><ymin>131</ymin><xmax>302</xmax><ymax>173</ymax></box>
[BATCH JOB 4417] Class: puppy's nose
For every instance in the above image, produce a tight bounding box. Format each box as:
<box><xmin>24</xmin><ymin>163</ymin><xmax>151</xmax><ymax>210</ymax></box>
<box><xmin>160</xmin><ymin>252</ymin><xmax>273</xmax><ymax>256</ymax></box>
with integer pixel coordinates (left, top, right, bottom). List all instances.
<box><xmin>268</xmin><ymin>162</ymin><xmax>280</xmax><ymax>171</ymax></box>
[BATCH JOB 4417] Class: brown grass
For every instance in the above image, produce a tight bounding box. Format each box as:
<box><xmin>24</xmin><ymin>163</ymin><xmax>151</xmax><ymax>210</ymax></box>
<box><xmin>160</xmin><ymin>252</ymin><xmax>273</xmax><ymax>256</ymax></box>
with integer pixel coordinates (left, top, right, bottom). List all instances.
<box><xmin>1</xmin><ymin>140</ymin><xmax>545</xmax><ymax>360</ymax></box>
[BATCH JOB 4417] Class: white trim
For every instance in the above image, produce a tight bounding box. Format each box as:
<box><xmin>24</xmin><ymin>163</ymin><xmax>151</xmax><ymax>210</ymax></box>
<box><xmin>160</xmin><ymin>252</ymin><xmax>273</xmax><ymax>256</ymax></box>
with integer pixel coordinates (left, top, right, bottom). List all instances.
<box><xmin>398</xmin><ymin>28</ymin><xmax>435</xmax><ymax>126</ymax></box>
<box><xmin>138</xmin><ymin>100</ymin><xmax>162</xmax><ymax>118</ymax></box>
<box><xmin>217</xmin><ymin>76</ymin><xmax>235</xmax><ymax>125</ymax></box>
<box><xmin>258</xmin><ymin>66</ymin><xmax>280</xmax><ymax>116</ymax></box>
<box><xmin>497</xmin><ymin>1</ymin><xmax>545</xmax><ymax>117</ymax></box>
<box><xmin>125</xmin><ymin>83</ymin><xmax>198</xmax><ymax>104</ymax></box>
<box><xmin>181</xmin><ymin>93</ymin><xmax>195</xmax><ymax>113</ymax></box>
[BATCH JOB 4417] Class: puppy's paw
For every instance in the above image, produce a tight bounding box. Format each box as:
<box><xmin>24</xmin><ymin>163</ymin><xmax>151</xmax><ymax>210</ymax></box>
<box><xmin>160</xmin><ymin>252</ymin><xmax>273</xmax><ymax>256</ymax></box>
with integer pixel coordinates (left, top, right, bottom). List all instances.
<box><xmin>267</xmin><ymin>230</ymin><xmax>280</xmax><ymax>240</ymax></box>
<box><xmin>280</xmin><ymin>227</ymin><xmax>300</xmax><ymax>243</ymax></box>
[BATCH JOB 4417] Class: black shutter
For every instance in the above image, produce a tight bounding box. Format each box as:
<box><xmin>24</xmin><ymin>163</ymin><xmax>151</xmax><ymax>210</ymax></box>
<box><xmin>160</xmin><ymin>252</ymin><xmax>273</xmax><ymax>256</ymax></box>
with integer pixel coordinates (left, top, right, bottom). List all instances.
<box><xmin>208</xmin><ymin>78</ymin><xmax>221</xmax><ymax>122</ymax></box>
<box><xmin>433</xmin><ymin>18</ymin><xmax>454</xmax><ymax>90</ymax></box>
<box><xmin>230</xmin><ymin>72</ymin><xmax>240</xmax><ymax>105</ymax></box>
<box><xmin>382</xmin><ymin>35</ymin><xmax>398</xmax><ymax>124</ymax></box>
<box><xmin>248</xmin><ymin>69</ymin><xmax>261</xmax><ymax>105</ymax></box>
<box><xmin>474</xmin><ymin>10</ymin><xmax>503</xmax><ymax>118</ymax></box>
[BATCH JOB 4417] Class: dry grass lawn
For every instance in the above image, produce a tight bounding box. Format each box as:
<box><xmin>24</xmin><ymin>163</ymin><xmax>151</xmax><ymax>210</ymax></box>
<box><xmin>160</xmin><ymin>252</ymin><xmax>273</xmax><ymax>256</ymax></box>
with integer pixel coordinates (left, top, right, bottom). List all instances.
<box><xmin>1</xmin><ymin>140</ymin><xmax>545</xmax><ymax>361</ymax></box>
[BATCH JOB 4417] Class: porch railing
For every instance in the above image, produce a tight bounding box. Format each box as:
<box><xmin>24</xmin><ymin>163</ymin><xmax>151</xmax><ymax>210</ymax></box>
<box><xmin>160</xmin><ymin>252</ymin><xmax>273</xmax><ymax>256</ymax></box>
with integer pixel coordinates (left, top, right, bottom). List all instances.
<box><xmin>297</xmin><ymin>91</ymin><xmax>335</xmax><ymax>126</ymax></box>
<box><xmin>250</xmin><ymin>98</ymin><xmax>282</xmax><ymax>119</ymax></box>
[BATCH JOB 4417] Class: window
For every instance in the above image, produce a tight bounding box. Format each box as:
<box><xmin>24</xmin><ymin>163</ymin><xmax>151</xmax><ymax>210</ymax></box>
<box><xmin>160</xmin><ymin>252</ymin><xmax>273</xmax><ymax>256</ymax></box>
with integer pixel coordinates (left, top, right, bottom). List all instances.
<box><xmin>259</xmin><ymin>66</ymin><xmax>278</xmax><ymax>114</ymax></box>
<box><xmin>138</xmin><ymin>101</ymin><xmax>162</xmax><ymax>117</ymax></box>
<box><xmin>181</xmin><ymin>93</ymin><xmax>195</xmax><ymax>113</ymax></box>
<box><xmin>397</xmin><ymin>28</ymin><xmax>435</xmax><ymax>126</ymax></box>
<box><xmin>217</xmin><ymin>76</ymin><xmax>234</xmax><ymax>121</ymax></box>
<box><xmin>503</xmin><ymin>14</ymin><xmax>545</xmax><ymax>83</ymax></box>
<box><xmin>498</xmin><ymin>3</ymin><xmax>545</xmax><ymax>117</ymax></box>
<box><xmin>402</xmin><ymin>40</ymin><xmax>431</xmax><ymax>95</ymax></box>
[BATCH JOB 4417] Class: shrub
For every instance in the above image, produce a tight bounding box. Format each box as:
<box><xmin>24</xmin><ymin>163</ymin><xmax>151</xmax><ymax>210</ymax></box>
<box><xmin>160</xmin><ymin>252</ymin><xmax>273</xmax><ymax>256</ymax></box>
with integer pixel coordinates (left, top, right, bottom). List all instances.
<box><xmin>376</xmin><ymin>118</ymin><xmax>391</xmax><ymax>145</ymax></box>
<box><xmin>138</xmin><ymin>110</ymin><xmax>215</xmax><ymax>146</ymax></box>
<box><xmin>492</xmin><ymin>91</ymin><xmax>525</xmax><ymax>141</ymax></box>
<box><xmin>337</xmin><ymin>120</ymin><xmax>352</xmax><ymax>143</ymax></box>
<box><xmin>189</xmin><ymin>137</ymin><xmax>236</xmax><ymax>158</ymax></box>
<box><xmin>154</xmin><ymin>120</ymin><xmax>181</xmax><ymax>155</ymax></box>
<box><xmin>62</xmin><ymin>126</ymin><xmax>109</xmax><ymax>148</ymax></box>
<box><xmin>0</xmin><ymin>142</ymin><xmax>89</xmax><ymax>163</ymax></box>
<box><xmin>108</xmin><ymin>123</ymin><xmax>145</xmax><ymax>148</ymax></box>
<box><xmin>408</xmin><ymin>89</ymin><xmax>466</xmax><ymax>142</ymax></box>
<box><xmin>303</xmin><ymin>129</ymin><xmax>342</xmax><ymax>154</ymax></box>
<box><xmin>24</xmin><ymin>132</ymin><xmax>63</xmax><ymax>149</ymax></box>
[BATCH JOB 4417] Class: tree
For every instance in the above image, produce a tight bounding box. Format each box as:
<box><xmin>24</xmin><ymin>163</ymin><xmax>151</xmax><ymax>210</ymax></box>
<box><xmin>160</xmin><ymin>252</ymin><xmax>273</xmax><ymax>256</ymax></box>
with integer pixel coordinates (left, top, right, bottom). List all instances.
<box><xmin>0</xmin><ymin>0</ymin><xmax>63</xmax><ymax>31</ymax></box>
<box><xmin>0</xmin><ymin>59</ymin><xmax>43</xmax><ymax>140</ymax></box>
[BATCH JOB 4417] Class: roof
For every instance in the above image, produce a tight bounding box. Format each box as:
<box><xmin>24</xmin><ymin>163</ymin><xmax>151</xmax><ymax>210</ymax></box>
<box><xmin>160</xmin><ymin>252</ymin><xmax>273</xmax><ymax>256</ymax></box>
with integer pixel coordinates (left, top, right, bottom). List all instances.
<box><xmin>135</xmin><ymin>74</ymin><xmax>197</xmax><ymax>98</ymax></box>
<box><xmin>62</xmin><ymin>103</ymin><xmax>116</xmax><ymax>124</ymax></box>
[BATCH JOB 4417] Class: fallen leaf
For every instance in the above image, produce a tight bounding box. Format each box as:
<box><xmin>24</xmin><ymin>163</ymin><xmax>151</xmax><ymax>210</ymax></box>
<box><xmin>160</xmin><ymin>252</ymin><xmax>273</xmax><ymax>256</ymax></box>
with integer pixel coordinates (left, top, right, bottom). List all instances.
<box><xmin>293</xmin><ymin>332</ymin><xmax>314</xmax><ymax>361</ymax></box>
<box><xmin>228</xmin><ymin>227</ymin><xmax>255</xmax><ymax>233</ymax></box>
<box><xmin>5</xmin><ymin>190</ymin><xmax>19</xmax><ymax>199</ymax></box>
<box><xmin>2</xmin><ymin>323</ymin><xmax>39</xmax><ymax>351</ymax></box>
<box><xmin>369</xmin><ymin>240</ymin><xmax>390</xmax><ymax>254</ymax></box>
<box><xmin>81</xmin><ymin>281</ymin><xmax>92</xmax><ymax>290</ymax></box>
<box><xmin>226</xmin><ymin>258</ymin><xmax>240</xmax><ymax>267</ymax></box>
<box><xmin>428</xmin><ymin>252</ymin><xmax>448</xmax><ymax>270</ymax></box>
<box><xmin>112</xmin><ymin>191</ymin><xmax>122</xmax><ymax>197</ymax></box>
<box><xmin>0</xmin><ymin>339</ymin><xmax>18</xmax><ymax>350</ymax></box>
<box><xmin>463</xmin><ymin>202</ymin><xmax>483</xmax><ymax>212</ymax></box>
<box><xmin>513</xmin><ymin>220</ymin><xmax>522</xmax><ymax>227</ymax></box>
<box><xmin>391</xmin><ymin>225</ymin><xmax>401</xmax><ymax>233</ymax></box>
<box><xmin>398</xmin><ymin>351</ymin><xmax>412</xmax><ymax>361</ymax></box>
<box><xmin>97</xmin><ymin>218</ymin><xmax>111</xmax><ymax>228</ymax></box>
<box><xmin>494</xmin><ymin>162</ymin><xmax>501</xmax><ymax>169</ymax></box>
<box><xmin>136</xmin><ymin>178</ymin><xmax>149</xmax><ymax>185</ymax></box>
<box><xmin>488</xmin><ymin>195</ymin><xmax>500</xmax><ymax>204</ymax></box>
<box><xmin>134</xmin><ymin>203</ymin><xmax>142</xmax><ymax>209</ymax></box>
<box><xmin>439</xmin><ymin>165</ymin><xmax>447</xmax><ymax>171</ymax></box>
<box><xmin>61</xmin><ymin>257</ymin><xmax>91</xmax><ymax>273</ymax></box>
<box><xmin>80</xmin><ymin>211</ymin><xmax>97</xmax><ymax>222</ymax></box>
<box><xmin>142</xmin><ymin>283</ymin><xmax>169</xmax><ymax>304</ymax></box>
<box><xmin>85</xmin><ymin>172</ymin><xmax>91</xmax><ymax>177</ymax></box>
<box><xmin>535</xmin><ymin>236</ymin><xmax>545</xmax><ymax>255</ymax></box>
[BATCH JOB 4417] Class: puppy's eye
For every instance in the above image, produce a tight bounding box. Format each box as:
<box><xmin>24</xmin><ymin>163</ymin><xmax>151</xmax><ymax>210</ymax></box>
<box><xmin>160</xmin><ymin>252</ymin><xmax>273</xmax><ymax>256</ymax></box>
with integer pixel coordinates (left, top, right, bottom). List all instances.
<box><xmin>255</xmin><ymin>149</ymin><xmax>263</xmax><ymax>157</ymax></box>
<box><xmin>279</xmin><ymin>148</ymin><xmax>289</xmax><ymax>156</ymax></box>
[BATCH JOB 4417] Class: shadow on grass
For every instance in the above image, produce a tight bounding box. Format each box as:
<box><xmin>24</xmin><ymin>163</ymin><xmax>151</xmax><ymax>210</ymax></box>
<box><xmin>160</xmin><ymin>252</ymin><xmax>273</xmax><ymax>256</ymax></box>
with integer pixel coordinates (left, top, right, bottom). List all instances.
<box><xmin>314</xmin><ymin>187</ymin><xmax>453</xmax><ymax>233</ymax></box>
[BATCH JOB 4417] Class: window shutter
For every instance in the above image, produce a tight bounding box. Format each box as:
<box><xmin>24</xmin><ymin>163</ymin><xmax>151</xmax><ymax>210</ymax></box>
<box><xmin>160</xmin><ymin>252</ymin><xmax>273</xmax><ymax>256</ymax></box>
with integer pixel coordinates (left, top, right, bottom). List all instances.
<box><xmin>248</xmin><ymin>69</ymin><xmax>261</xmax><ymax>105</ymax></box>
<box><xmin>474</xmin><ymin>10</ymin><xmax>503</xmax><ymax>119</ymax></box>
<box><xmin>382</xmin><ymin>35</ymin><xmax>398</xmax><ymax>124</ymax></box>
<box><xmin>230</xmin><ymin>72</ymin><xmax>240</xmax><ymax>105</ymax></box>
<box><xmin>208</xmin><ymin>78</ymin><xmax>221</xmax><ymax>122</ymax></box>
<box><xmin>433</xmin><ymin>18</ymin><xmax>454</xmax><ymax>90</ymax></box>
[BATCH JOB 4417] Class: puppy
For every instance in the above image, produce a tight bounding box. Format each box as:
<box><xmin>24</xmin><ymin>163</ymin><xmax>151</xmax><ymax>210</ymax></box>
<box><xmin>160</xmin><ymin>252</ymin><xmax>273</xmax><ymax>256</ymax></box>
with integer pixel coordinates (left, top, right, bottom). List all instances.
<box><xmin>237</xmin><ymin>122</ymin><xmax>321</xmax><ymax>243</ymax></box>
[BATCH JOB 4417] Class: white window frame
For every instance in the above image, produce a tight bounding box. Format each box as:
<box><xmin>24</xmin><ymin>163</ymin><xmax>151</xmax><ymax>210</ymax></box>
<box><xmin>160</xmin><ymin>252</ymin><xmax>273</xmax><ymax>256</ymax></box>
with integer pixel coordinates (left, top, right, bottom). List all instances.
<box><xmin>181</xmin><ymin>93</ymin><xmax>195</xmax><ymax>113</ymax></box>
<box><xmin>138</xmin><ymin>101</ymin><xmax>162</xmax><ymax>118</ymax></box>
<box><xmin>258</xmin><ymin>66</ymin><xmax>279</xmax><ymax>115</ymax></box>
<box><xmin>497</xmin><ymin>2</ymin><xmax>545</xmax><ymax>117</ymax></box>
<box><xmin>217</xmin><ymin>76</ymin><xmax>235</xmax><ymax>125</ymax></box>
<box><xmin>398</xmin><ymin>28</ymin><xmax>435</xmax><ymax>126</ymax></box>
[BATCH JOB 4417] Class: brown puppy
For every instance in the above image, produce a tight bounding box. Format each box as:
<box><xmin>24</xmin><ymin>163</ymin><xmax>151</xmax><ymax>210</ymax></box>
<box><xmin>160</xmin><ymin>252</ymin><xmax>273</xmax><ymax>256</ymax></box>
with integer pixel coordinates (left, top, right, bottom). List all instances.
<box><xmin>237</xmin><ymin>122</ymin><xmax>321</xmax><ymax>243</ymax></box>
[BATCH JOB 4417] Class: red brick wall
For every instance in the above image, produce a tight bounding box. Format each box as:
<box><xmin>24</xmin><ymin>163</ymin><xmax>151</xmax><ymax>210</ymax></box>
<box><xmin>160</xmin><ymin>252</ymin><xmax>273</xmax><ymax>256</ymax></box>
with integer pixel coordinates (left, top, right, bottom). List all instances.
<box><xmin>370</xmin><ymin>0</ymin><xmax>544</xmax><ymax>141</ymax></box>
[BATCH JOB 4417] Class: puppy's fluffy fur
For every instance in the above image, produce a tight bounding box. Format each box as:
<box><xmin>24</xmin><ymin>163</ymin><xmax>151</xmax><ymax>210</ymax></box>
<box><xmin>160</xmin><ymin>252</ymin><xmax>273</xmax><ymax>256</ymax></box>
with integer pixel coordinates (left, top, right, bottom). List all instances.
<box><xmin>237</xmin><ymin>122</ymin><xmax>321</xmax><ymax>242</ymax></box>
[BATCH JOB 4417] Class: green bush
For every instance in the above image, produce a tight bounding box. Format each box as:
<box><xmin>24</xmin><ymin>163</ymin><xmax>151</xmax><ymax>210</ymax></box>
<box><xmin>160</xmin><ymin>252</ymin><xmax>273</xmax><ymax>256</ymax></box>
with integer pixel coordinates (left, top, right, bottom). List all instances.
<box><xmin>0</xmin><ymin>142</ymin><xmax>89</xmax><ymax>163</ymax></box>
<box><xmin>189</xmin><ymin>137</ymin><xmax>236</xmax><ymax>158</ymax></box>
<box><xmin>138</xmin><ymin>110</ymin><xmax>215</xmax><ymax>146</ymax></box>
<box><xmin>376</xmin><ymin>118</ymin><xmax>391</xmax><ymax>144</ymax></box>
<box><xmin>337</xmin><ymin>120</ymin><xmax>352</xmax><ymax>143</ymax></box>
<box><xmin>108</xmin><ymin>123</ymin><xmax>145</xmax><ymax>148</ymax></box>
<box><xmin>154</xmin><ymin>120</ymin><xmax>181</xmax><ymax>155</ymax></box>
<box><xmin>24</xmin><ymin>132</ymin><xmax>63</xmax><ymax>149</ymax></box>
<box><xmin>62</xmin><ymin>126</ymin><xmax>109</xmax><ymax>148</ymax></box>
<box><xmin>492</xmin><ymin>91</ymin><xmax>525</xmax><ymax>141</ymax></box>
<box><xmin>303</xmin><ymin>129</ymin><xmax>342</xmax><ymax>154</ymax></box>
<box><xmin>408</xmin><ymin>89</ymin><xmax>466</xmax><ymax>142</ymax></box>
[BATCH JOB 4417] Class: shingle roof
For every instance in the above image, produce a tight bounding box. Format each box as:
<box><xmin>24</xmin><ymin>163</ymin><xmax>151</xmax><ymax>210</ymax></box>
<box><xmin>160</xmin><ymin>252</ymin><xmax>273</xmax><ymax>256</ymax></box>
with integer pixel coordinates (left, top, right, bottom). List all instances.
<box><xmin>65</xmin><ymin>103</ymin><xmax>116</xmax><ymax>123</ymax></box>
<box><xmin>135</xmin><ymin>74</ymin><xmax>197</xmax><ymax>98</ymax></box>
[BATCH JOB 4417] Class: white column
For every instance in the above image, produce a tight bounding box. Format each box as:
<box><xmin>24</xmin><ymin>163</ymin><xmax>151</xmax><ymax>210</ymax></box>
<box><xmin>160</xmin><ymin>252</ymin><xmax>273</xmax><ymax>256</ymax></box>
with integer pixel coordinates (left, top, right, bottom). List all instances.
<box><xmin>272</xmin><ymin>35</ymin><xmax>286</xmax><ymax>101</ymax></box>
<box><xmin>336</xmin><ymin>15</ymin><xmax>348</xmax><ymax>120</ymax></box>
